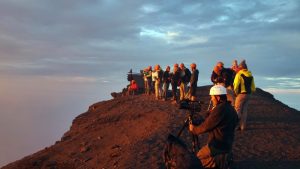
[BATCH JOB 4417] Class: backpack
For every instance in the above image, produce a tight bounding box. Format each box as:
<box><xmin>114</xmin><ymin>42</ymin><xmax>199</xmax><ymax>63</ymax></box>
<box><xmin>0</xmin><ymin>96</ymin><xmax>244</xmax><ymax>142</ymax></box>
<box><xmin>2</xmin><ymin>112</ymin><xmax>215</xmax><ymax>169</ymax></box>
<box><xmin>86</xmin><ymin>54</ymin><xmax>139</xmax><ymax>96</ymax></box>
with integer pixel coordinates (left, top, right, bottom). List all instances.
<box><xmin>184</xmin><ymin>69</ymin><xmax>191</xmax><ymax>83</ymax></box>
<box><xmin>240</xmin><ymin>74</ymin><xmax>253</xmax><ymax>94</ymax></box>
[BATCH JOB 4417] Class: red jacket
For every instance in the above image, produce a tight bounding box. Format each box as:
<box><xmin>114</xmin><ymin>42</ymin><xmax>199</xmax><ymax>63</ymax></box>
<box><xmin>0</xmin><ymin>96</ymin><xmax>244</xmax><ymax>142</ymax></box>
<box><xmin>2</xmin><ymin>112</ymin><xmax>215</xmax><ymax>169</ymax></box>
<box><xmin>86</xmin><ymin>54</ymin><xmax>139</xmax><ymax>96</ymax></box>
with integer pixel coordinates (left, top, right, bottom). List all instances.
<box><xmin>129</xmin><ymin>83</ymin><xmax>138</xmax><ymax>91</ymax></box>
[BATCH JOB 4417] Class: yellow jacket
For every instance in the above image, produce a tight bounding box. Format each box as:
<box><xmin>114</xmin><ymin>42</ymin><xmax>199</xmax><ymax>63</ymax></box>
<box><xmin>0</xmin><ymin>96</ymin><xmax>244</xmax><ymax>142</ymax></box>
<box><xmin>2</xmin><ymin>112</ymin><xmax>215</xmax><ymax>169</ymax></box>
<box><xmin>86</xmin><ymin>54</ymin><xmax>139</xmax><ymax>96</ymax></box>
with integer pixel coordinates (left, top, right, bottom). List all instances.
<box><xmin>233</xmin><ymin>69</ymin><xmax>256</xmax><ymax>95</ymax></box>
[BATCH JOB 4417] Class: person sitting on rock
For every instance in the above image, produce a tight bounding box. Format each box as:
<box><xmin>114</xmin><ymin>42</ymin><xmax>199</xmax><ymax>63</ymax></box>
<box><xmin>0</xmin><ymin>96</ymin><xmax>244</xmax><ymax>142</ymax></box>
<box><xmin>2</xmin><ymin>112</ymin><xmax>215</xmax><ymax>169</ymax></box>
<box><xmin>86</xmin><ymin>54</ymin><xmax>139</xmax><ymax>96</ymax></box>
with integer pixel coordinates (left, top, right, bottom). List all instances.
<box><xmin>189</xmin><ymin>85</ymin><xmax>238</xmax><ymax>168</ymax></box>
<box><xmin>128</xmin><ymin>80</ymin><xmax>139</xmax><ymax>95</ymax></box>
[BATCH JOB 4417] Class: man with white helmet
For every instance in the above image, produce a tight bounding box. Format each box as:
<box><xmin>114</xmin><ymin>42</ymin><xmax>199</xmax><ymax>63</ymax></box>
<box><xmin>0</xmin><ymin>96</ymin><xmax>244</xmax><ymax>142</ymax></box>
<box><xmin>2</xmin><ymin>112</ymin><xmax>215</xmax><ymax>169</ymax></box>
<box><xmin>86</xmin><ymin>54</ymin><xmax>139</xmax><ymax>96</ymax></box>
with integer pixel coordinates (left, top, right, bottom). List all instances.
<box><xmin>189</xmin><ymin>85</ymin><xmax>238</xmax><ymax>168</ymax></box>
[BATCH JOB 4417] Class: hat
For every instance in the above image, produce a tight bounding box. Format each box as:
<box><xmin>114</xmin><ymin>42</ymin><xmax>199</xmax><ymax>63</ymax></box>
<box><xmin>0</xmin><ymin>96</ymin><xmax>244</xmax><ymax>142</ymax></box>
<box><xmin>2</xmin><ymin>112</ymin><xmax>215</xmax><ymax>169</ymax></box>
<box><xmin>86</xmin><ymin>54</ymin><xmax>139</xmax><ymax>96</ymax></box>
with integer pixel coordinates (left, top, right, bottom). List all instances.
<box><xmin>180</xmin><ymin>63</ymin><xmax>185</xmax><ymax>68</ymax></box>
<box><xmin>190</xmin><ymin>63</ymin><xmax>196</xmax><ymax>69</ymax></box>
<box><xmin>154</xmin><ymin>64</ymin><xmax>160</xmax><ymax>71</ymax></box>
<box><xmin>216</xmin><ymin>62</ymin><xmax>224</xmax><ymax>67</ymax></box>
<box><xmin>232</xmin><ymin>60</ymin><xmax>238</xmax><ymax>67</ymax></box>
<box><xmin>239</xmin><ymin>60</ymin><xmax>247</xmax><ymax>69</ymax></box>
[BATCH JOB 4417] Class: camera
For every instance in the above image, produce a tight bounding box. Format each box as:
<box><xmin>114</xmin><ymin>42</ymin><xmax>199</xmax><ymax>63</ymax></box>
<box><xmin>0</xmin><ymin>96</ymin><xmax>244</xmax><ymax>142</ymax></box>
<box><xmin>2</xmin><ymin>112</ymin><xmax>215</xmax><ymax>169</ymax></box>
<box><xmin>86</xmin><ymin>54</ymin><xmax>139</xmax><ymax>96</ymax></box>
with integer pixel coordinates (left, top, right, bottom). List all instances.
<box><xmin>179</xmin><ymin>99</ymin><xmax>204</xmax><ymax>125</ymax></box>
<box><xmin>179</xmin><ymin>99</ymin><xmax>202</xmax><ymax>112</ymax></box>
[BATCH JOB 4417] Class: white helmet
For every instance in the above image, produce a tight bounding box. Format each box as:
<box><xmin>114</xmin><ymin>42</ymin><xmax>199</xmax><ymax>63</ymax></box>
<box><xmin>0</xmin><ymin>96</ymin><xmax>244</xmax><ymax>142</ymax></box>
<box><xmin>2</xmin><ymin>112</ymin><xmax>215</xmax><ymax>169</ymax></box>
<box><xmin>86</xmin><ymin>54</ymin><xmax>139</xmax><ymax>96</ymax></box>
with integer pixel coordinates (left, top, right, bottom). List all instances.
<box><xmin>209</xmin><ymin>85</ymin><xmax>227</xmax><ymax>95</ymax></box>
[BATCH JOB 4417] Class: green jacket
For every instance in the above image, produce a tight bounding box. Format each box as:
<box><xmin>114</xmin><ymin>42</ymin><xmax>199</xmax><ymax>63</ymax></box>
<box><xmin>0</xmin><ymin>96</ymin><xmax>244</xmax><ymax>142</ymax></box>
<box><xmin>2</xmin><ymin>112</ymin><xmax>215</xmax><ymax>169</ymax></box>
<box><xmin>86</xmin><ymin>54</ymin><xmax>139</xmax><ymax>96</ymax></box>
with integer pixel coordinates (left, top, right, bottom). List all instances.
<box><xmin>233</xmin><ymin>69</ymin><xmax>256</xmax><ymax>95</ymax></box>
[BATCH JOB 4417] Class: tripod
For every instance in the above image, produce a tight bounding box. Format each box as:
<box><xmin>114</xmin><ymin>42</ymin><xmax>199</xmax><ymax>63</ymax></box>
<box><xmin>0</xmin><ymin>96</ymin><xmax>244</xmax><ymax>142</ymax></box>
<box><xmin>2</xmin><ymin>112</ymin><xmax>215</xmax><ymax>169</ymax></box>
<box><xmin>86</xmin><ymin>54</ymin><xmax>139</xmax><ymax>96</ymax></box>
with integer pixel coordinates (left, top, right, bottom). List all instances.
<box><xmin>176</xmin><ymin>106</ymin><xmax>203</xmax><ymax>153</ymax></box>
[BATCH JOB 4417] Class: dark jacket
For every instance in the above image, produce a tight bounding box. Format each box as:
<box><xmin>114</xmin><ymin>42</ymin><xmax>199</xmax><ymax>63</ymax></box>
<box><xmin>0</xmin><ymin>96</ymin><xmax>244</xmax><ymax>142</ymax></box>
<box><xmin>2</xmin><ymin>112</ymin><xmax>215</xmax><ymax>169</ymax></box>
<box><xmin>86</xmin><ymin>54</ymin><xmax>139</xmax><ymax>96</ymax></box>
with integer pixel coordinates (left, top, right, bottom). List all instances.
<box><xmin>171</xmin><ymin>70</ymin><xmax>181</xmax><ymax>86</ymax></box>
<box><xmin>211</xmin><ymin>68</ymin><xmax>234</xmax><ymax>87</ymax></box>
<box><xmin>180</xmin><ymin>68</ymin><xmax>191</xmax><ymax>83</ymax></box>
<box><xmin>192</xmin><ymin>101</ymin><xmax>238</xmax><ymax>152</ymax></box>
<box><xmin>190</xmin><ymin>69</ymin><xmax>199</xmax><ymax>86</ymax></box>
<box><xmin>163</xmin><ymin>71</ymin><xmax>171</xmax><ymax>83</ymax></box>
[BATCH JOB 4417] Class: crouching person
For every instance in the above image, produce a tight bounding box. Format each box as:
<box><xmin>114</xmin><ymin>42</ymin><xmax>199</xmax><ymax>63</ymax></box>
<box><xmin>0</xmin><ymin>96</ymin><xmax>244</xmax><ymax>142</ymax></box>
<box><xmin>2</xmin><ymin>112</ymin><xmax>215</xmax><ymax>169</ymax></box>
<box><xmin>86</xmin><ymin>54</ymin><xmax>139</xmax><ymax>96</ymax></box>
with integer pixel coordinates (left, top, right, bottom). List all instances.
<box><xmin>189</xmin><ymin>85</ymin><xmax>238</xmax><ymax>168</ymax></box>
<box><xmin>128</xmin><ymin>80</ymin><xmax>138</xmax><ymax>95</ymax></box>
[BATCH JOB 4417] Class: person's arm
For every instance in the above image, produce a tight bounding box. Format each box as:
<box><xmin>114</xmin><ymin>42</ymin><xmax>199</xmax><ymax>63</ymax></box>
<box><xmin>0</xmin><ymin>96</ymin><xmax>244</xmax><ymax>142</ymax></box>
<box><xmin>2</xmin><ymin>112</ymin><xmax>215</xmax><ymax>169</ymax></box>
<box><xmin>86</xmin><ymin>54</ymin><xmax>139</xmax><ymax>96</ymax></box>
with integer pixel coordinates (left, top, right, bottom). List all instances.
<box><xmin>233</xmin><ymin>72</ymin><xmax>241</xmax><ymax>95</ymax></box>
<box><xmin>211</xmin><ymin>71</ymin><xmax>217</xmax><ymax>83</ymax></box>
<box><xmin>190</xmin><ymin>71</ymin><xmax>195</xmax><ymax>85</ymax></box>
<box><xmin>190</xmin><ymin>106</ymin><xmax>224</xmax><ymax>135</ymax></box>
<box><xmin>251</xmin><ymin>75</ymin><xmax>256</xmax><ymax>93</ymax></box>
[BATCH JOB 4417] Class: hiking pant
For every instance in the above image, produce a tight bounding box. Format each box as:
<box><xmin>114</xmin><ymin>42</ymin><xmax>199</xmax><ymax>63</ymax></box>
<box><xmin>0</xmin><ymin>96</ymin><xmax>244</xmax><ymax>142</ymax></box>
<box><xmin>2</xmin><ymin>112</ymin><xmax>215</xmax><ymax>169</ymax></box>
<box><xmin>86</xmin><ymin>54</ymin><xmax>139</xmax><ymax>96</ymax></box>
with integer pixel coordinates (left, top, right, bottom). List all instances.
<box><xmin>163</xmin><ymin>82</ymin><xmax>170</xmax><ymax>100</ymax></box>
<box><xmin>189</xmin><ymin>84</ymin><xmax>197</xmax><ymax>98</ymax></box>
<box><xmin>198</xmin><ymin>145</ymin><xmax>230</xmax><ymax>168</ymax></box>
<box><xmin>226</xmin><ymin>86</ymin><xmax>235</xmax><ymax>107</ymax></box>
<box><xmin>146</xmin><ymin>78</ymin><xmax>152</xmax><ymax>95</ymax></box>
<box><xmin>197</xmin><ymin>145</ymin><xmax>216</xmax><ymax>168</ymax></box>
<box><xmin>235</xmin><ymin>94</ymin><xmax>251</xmax><ymax>130</ymax></box>
<box><xmin>144</xmin><ymin>79</ymin><xmax>147</xmax><ymax>94</ymax></box>
<box><xmin>155</xmin><ymin>81</ymin><xmax>162</xmax><ymax>99</ymax></box>
<box><xmin>179</xmin><ymin>82</ymin><xmax>188</xmax><ymax>101</ymax></box>
<box><xmin>171</xmin><ymin>82</ymin><xmax>178</xmax><ymax>100</ymax></box>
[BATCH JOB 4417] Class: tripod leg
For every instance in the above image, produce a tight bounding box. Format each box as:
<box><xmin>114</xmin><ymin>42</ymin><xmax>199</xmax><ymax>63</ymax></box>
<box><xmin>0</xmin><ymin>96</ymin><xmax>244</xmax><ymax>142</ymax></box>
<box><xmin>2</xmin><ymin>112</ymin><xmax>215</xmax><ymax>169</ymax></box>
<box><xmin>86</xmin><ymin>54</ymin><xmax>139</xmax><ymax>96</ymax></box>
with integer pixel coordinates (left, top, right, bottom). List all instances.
<box><xmin>177</xmin><ymin>119</ymin><xmax>189</xmax><ymax>137</ymax></box>
<box><xmin>191</xmin><ymin>134</ymin><xmax>201</xmax><ymax>153</ymax></box>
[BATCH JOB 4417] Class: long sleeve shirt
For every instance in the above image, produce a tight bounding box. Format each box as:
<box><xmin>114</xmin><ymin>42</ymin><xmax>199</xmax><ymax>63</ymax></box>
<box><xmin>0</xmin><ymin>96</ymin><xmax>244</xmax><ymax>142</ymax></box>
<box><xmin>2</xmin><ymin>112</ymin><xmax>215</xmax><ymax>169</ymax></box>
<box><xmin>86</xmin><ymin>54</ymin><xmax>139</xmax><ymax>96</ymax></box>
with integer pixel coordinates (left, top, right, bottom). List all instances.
<box><xmin>191</xmin><ymin>101</ymin><xmax>238</xmax><ymax>152</ymax></box>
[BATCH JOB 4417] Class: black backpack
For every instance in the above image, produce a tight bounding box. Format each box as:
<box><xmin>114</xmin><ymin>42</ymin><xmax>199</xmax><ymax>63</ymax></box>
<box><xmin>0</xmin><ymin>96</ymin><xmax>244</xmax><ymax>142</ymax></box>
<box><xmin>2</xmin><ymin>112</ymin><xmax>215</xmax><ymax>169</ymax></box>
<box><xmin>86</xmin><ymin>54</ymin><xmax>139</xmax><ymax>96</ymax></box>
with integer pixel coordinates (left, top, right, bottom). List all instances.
<box><xmin>184</xmin><ymin>68</ymin><xmax>191</xmax><ymax>83</ymax></box>
<box><xmin>240</xmin><ymin>74</ymin><xmax>253</xmax><ymax>94</ymax></box>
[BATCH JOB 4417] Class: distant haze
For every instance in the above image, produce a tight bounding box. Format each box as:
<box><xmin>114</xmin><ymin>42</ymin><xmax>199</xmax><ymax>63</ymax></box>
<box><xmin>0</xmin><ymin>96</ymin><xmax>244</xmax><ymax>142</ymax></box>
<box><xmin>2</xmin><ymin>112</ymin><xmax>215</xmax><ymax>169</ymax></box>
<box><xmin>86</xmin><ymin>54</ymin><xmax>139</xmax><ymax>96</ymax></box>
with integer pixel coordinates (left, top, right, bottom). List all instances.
<box><xmin>1</xmin><ymin>0</ymin><xmax>300</xmax><ymax>167</ymax></box>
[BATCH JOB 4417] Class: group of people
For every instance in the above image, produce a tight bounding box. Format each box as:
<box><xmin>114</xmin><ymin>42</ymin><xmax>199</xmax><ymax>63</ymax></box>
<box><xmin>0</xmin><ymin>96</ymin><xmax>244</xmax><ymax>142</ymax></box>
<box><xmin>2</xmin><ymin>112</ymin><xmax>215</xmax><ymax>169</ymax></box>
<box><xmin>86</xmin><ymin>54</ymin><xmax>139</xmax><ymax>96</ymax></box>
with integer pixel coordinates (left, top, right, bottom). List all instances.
<box><xmin>127</xmin><ymin>59</ymin><xmax>256</xmax><ymax>168</ymax></box>
<box><xmin>141</xmin><ymin>63</ymin><xmax>199</xmax><ymax>101</ymax></box>
<box><xmin>209</xmin><ymin>59</ymin><xmax>256</xmax><ymax>131</ymax></box>
<box><xmin>128</xmin><ymin>59</ymin><xmax>255</xmax><ymax>133</ymax></box>
<box><xmin>189</xmin><ymin>59</ymin><xmax>256</xmax><ymax>168</ymax></box>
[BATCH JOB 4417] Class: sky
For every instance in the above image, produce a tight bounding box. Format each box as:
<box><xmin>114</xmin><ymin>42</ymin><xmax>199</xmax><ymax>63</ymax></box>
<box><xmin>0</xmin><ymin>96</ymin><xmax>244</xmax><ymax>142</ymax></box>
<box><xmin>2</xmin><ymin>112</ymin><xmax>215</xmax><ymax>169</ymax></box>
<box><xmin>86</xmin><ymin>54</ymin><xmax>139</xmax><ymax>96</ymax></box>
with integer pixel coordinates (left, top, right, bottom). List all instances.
<box><xmin>0</xmin><ymin>0</ymin><xmax>300</xmax><ymax>167</ymax></box>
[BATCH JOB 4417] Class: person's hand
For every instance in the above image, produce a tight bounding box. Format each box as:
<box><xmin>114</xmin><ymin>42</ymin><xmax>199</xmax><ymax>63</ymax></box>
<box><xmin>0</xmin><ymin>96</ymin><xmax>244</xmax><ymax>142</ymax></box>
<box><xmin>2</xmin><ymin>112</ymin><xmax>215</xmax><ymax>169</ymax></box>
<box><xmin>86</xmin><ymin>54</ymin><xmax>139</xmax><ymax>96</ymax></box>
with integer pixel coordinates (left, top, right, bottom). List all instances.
<box><xmin>189</xmin><ymin>123</ymin><xmax>194</xmax><ymax>133</ymax></box>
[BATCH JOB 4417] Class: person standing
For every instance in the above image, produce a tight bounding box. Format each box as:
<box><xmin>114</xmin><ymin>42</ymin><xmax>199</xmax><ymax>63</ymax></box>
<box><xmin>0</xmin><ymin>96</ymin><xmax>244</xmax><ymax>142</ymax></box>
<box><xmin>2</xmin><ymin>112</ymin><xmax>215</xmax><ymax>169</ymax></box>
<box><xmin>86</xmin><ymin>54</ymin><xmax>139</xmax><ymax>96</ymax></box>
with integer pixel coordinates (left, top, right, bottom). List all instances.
<box><xmin>188</xmin><ymin>63</ymin><xmax>199</xmax><ymax>101</ymax></box>
<box><xmin>144</xmin><ymin>66</ymin><xmax>152</xmax><ymax>95</ymax></box>
<box><xmin>162</xmin><ymin>66</ymin><xmax>171</xmax><ymax>101</ymax></box>
<box><xmin>153</xmin><ymin>64</ymin><xmax>163</xmax><ymax>100</ymax></box>
<box><xmin>142</xmin><ymin>67</ymin><xmax>149</xmax><ymax>94</ymax></box>
<box><xmin>189</xmin><ymin>85</ymin><xmax>238</xmax><ymax>168</ymax></box>
<box><xmin>171</xmin><ymin>63</ymin><xmax>180</xmax><ymax>101</ymax></box>
<box><xmin>211</xmin><ymin>61</ymin><xmax>235</xmax><ymax>106</ymax></box>
<box><xmin>233</xmin><ymin>60</ymin><xmax>256</xmax><ymax>131</ymax></box>
<box><xmin>211</xmin><ymin>62</ymin><xmax>224</xmax><ymax>85</ymax></box>
<box><xmin>179</xmin><ymin>63</ymin><xmax>191</xmax><ymax>101</ymax></box>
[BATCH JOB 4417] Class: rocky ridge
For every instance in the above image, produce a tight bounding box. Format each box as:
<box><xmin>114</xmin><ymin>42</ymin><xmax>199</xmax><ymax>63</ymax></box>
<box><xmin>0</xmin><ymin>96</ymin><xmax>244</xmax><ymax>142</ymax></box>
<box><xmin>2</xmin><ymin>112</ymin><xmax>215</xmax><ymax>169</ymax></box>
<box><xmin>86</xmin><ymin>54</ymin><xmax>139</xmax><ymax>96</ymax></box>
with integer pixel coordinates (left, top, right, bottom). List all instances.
<box><xmin>2</xmin><ymin>86</ymin><xmax>300</xmax><ymax>169</ymax></box>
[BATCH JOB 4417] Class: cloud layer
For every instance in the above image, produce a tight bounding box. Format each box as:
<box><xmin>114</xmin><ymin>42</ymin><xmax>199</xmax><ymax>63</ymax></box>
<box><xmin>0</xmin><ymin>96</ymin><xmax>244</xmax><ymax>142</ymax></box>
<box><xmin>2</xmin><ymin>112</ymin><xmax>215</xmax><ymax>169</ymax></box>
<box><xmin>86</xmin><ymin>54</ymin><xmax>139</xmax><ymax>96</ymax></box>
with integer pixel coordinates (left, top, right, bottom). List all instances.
<box><xmin>0</xmin><ymin>0</ymin><xmax>299</xmax><ymax>80</ymax></box>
